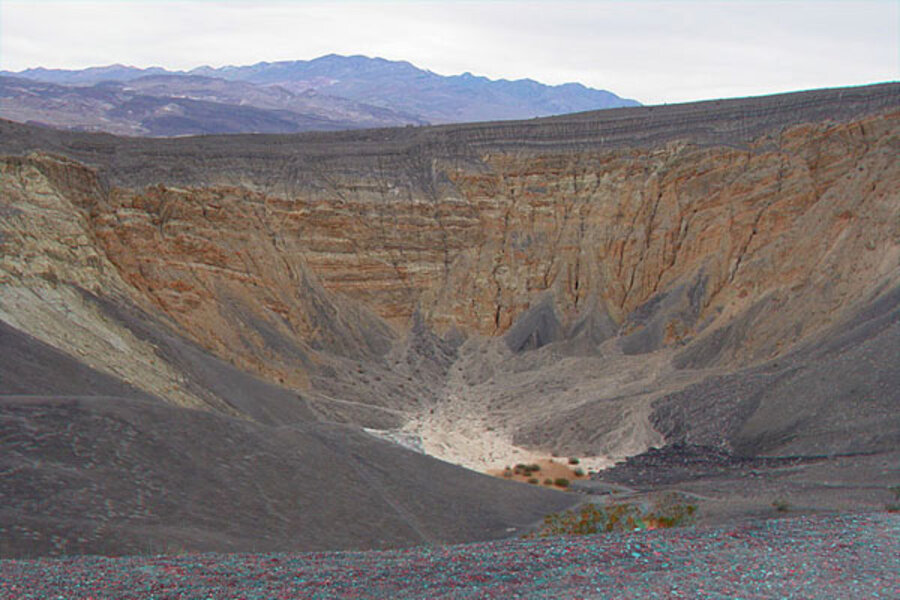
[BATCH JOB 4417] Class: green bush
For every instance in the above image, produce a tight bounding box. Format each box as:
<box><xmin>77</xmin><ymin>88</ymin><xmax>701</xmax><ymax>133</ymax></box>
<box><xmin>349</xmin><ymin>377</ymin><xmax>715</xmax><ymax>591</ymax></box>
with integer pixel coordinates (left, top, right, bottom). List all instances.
<box><xmin>513</xmin><ymin>463</ymin><xmax>542</xmax><ymax>477</ymax></box>
<box><xmin>568</xmin><ymin>457</ymin><xmax>580</xmax><ymax>465</ymax></box>
<box><xmin>525</xmin><ymin>493</ymin><xmax>697</xmax><ymax>538</ymax></box>
<box><xmin>554</xmin><ymin>477</ymin><xmax>570</xmax><ymax>488</ymax></box>
<box><xmin>528</xmin><ymin>477</ymin><xmax>539</xmax><ymax>484</ymax></box>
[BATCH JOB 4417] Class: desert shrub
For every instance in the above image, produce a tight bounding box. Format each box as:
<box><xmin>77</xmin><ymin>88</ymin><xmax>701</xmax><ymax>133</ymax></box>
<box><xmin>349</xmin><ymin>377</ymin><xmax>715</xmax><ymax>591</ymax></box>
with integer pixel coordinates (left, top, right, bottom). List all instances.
<box><xmin>886</xmin><ymin>486</ymin><xmax>900</xmax><ymax>512</ymax></box>
<box><xmin>528</xmin><ymin>477</ymin><xmax>539</xmax><ymax>484</ymax></box>
<box><xmin>772</xmin><ymin>498</ymin><xmax>791</xmax><ymax>512</ymax></box>
<box><xmin>543</xmin><ymin>478</ymin><xmax>553</xmax><ymax>485</ymax></box>
<box><xmin>514</xmin><ymin>463</ymin><xmax>541</xmax><ymax>477</ymax></box>
<box><xmin>554</xmin><ymin>478</ymin><xmax>570</xmax><ymax>488</ymax></box>
<box><xmin>574</xmin><ymin>467</ymin><xmax>585</xmax><ymax>477</ymax></box>
<box><xmin>525</xmin><ymin>493</ymin><xmax>697</xmax><ymax>538</ymax></box>
<box><xmin>568</xmin><ymin>457</ymin><xmax>580</xmax><ymax>465</ymax></box>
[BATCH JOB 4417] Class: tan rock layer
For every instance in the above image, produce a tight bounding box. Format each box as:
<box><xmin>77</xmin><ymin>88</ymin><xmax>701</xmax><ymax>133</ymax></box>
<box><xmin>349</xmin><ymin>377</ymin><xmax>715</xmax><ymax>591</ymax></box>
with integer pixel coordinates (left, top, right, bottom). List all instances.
<box><xmin>2</xmin><ymin>111</ymin><xmax>898</xmax><ymax>391</ymax></box>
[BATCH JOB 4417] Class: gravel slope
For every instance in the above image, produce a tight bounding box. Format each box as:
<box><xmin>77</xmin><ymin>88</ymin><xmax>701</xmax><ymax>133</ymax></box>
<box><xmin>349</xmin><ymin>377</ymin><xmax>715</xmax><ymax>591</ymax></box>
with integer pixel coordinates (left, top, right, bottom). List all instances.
<box><xmin>1</xmin><ymin>513</ymin><xmax>896</xmax><ymax>599</ymax></box>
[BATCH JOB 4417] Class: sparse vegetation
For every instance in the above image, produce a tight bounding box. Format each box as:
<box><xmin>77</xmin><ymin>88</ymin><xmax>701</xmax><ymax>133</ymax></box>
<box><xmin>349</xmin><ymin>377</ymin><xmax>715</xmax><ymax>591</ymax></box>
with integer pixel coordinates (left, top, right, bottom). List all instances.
<box><xmin>568</xmin><ymin>457</ymin><xmax>580</xmax><ymax>465</ymax></box>
<box><xmin>886</xmin><ymin>486</ymin><xmax>900</xmax><ymax>512</ymax></box>
<box><xmin>526</xmin><ymin>494</ymin><xmax>697</xmax><ymax>538</ymax></box>
<box><xmin>528</xmin><ymin>477</ymin><xmax>539</xmax><ymax>484</ymax></box>
<box><xmin>772</xmin><ymin>498</ymin><xmax>791</xmax><ymax>513</ymax></box>
<box><xmin>543</xmin><ymin>478</ymin><xmax>553</xmax><ymax>485</ymax></box>
<box><xmin>554</xmin><ymin>477</ymin><xmax>570</xmax><ymax>488</ymax></box>
<box><xmin>513</xmin><ymin>463</ymin><xmax>542</xmax><ymax>477</ymax></box>
<box><xmin>573</xmin><ymin>467</ymin><xmax>585</xmax><ymax>477</ymax></box>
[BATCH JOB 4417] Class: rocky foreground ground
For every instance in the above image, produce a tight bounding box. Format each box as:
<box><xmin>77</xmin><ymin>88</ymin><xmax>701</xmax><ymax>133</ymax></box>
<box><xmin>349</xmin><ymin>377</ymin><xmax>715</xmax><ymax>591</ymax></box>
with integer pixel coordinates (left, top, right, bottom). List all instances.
<box><xmin>1</xmin><ymin>513</ymin><xmax>896</xmax><ymax>599</ymax></box>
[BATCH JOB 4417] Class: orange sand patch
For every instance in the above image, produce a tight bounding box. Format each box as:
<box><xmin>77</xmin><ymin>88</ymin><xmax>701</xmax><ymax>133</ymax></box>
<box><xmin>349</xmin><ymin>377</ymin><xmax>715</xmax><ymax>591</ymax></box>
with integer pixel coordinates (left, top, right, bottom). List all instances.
<box><xmin>487</xmin><ymin>458</ymin><xmax>588</xmax><ymax>488</ymax></box>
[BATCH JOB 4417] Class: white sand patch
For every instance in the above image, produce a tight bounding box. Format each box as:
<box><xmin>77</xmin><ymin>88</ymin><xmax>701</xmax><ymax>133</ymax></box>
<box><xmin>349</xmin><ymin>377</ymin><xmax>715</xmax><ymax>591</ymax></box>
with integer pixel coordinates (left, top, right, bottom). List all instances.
<box><xmin>399</xmin><ymin>396</ymin><xmax>616</xmax><ymax>473</ymax></box>
<box><xmin>404</xmin><ymin>411</ymin><xmax>544</xmax><ymax>472</ymax></box>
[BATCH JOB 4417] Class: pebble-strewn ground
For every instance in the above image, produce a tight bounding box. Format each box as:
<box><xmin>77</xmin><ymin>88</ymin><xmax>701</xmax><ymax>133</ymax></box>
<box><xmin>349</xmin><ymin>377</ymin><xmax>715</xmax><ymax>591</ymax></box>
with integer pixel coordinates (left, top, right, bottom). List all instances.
<box><xmin>2</xmin><ymin>514</ymin><xmax>897</xmax><ymax>599</ymax></box>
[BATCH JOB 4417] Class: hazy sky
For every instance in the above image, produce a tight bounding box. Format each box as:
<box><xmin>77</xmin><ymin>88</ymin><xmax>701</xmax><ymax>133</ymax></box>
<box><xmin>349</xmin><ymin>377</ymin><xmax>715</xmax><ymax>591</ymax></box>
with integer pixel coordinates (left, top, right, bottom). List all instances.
<box><xmin>1</xmin><ymin>0</ymin><xmax>897</xmax><ymax>104</ymax></box>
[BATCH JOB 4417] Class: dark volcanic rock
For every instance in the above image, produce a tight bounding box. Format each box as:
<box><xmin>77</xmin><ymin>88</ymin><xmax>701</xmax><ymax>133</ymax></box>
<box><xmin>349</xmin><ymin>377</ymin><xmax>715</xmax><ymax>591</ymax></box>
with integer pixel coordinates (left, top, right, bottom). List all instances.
<box><xmin>0</xmin><ymin>319</ymin><xmax>156</xmax><ymax>401</ymax></box>
<box><xmin>652</xmin><ymin>284</ymin><xmax>900</xmax><ymax>456</ymax></box>
<box><xmin>0</xmin><ymin>395</ymin><xmax>575</xmax><ymax>558</ymax></box>
<box><xmin>0</xmin><ymin>307</ymin><xmax>575</xmax><ymax>559</ymax></box>
<box><xmin>593</xmin><ymin>442</ymin><xmax>825</xmax><ymax>487</ymax></box>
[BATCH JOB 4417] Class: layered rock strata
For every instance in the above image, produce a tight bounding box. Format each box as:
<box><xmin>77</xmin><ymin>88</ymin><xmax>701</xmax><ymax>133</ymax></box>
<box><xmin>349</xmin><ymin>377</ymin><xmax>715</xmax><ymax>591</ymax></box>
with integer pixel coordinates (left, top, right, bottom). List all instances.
<box><xmin>0</xmin><ymin>83</ymin><xmax>898</xmax><ymax>461</ymax></box>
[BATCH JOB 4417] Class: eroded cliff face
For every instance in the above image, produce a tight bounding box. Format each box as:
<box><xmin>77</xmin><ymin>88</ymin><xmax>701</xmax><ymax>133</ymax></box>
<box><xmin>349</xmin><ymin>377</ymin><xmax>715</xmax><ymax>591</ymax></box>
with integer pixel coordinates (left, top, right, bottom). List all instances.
<box><xmin>1</xmin><ymin>94</ymin><xmax>898</xmax><ymax>464</ymax></box>
<box><xmin>431</xmin><ymin>114</ymin><xmax>900</xmax><ymax>363</ymax></box>
<box><xmin>66</xmin><ymin>111</ymin><xmax>900</xmax><ymax>366</ymax></box>
<box><xmin>0</xmin><ymin>156</ymin><xmax>219</xmax><ymax>411</ymax></box>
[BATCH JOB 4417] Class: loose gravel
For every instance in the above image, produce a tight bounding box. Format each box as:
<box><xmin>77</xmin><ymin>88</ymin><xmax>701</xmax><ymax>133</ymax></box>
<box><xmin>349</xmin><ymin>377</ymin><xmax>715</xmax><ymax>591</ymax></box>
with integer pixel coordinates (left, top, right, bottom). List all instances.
<box><xmin>1</xmin><ymin>513</ymin><xmax>896</xmax><ymax>599</ymax></box>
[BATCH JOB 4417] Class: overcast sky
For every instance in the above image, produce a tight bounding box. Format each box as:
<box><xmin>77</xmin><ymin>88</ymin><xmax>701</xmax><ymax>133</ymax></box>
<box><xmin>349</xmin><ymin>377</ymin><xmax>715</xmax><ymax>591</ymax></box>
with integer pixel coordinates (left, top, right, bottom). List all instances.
<box><xmin>1</xmin><ymin>0</ymin><xmax>897</xmax><ymax>104</ymax></box>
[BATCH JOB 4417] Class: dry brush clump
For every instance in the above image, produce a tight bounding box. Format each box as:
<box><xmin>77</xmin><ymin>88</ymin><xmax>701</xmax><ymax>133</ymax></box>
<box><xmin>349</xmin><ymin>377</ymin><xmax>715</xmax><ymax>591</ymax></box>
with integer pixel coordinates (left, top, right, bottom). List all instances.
<box><xmin>526</xmin><ymin>493</ymin><xmax>697</xmax><ymax>538</ymax></box>
<box><xmin>772</xmin><ymin>498</ymin><xmax>791</xmax><ymax>513</ymax></box>
<box><xmin>887</xmin><ymin>486</ymin><xmax>900</xmax><ymax>513</ymax></box>
<box><xmin>503</xmin><ymin>463</ymin><xmax>542</xmax><ymax>478</ymax></box>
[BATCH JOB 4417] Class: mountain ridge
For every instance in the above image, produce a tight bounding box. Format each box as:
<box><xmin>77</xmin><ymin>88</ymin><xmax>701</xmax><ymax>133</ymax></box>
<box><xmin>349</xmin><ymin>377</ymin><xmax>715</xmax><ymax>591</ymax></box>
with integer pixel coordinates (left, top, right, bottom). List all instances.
<box><xmin>0</xmin><ymin>54</ymin><xmax>639</xmax><ymax>136</ymax></box>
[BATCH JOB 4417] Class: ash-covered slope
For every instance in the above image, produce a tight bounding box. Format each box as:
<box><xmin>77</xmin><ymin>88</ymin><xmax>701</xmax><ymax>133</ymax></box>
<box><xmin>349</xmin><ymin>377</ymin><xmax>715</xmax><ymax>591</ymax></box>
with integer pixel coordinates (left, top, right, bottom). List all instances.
<box><xmin>0</xmin><ymin>290</ymin><xmax>575</xmax><ymax>558</ymax></box>
<box><xmin>0</xmin><ymin>83</ymin><xmax>898</xmax><ymax>557</ymax></box>
<box><xmin>652</xmin><ymin>283</ymin><xmax>900</xmax><ymax>457</ymax></box>
<box><xmin>0</xmin><ymin>394</ymin><xmax>575</xmax><ymax>557</ymax></box>
<box><xmin>0</xmin><ymin>151</ymin><xmax>575</xmax><ymax>559</ymax></box>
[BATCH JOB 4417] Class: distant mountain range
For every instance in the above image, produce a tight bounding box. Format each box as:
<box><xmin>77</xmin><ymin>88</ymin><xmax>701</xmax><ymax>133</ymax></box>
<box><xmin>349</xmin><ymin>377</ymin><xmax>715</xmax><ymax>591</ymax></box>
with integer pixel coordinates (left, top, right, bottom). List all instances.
<box><xmin>0</xmin><ymin>54</ymin><xmax>639</xmax><ymax>136</ymax></box>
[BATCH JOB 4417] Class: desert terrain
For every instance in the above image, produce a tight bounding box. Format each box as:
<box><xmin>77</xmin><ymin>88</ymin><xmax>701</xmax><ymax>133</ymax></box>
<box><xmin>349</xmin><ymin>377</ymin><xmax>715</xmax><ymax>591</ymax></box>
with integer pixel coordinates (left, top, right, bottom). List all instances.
<box><xmin>0</xmin><ymin>82</ymin><xmax>898</xmax><ymax>561</ymax></box>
